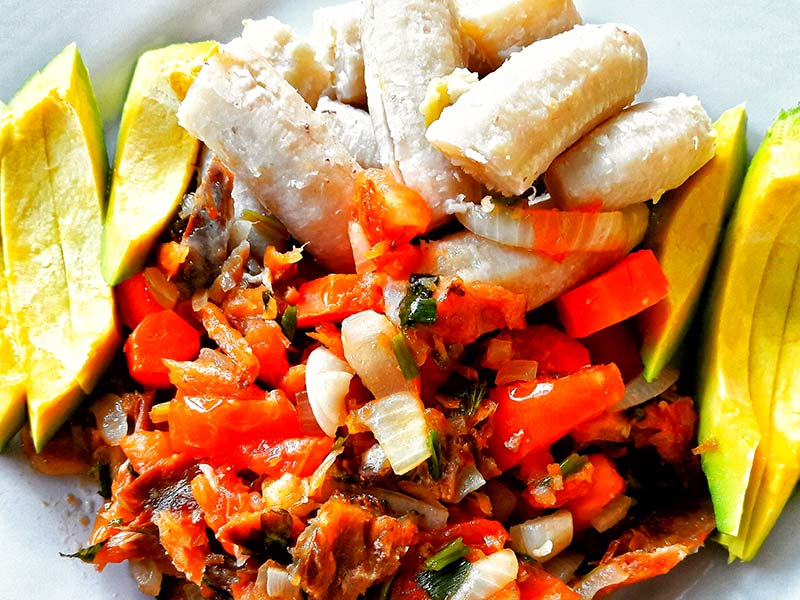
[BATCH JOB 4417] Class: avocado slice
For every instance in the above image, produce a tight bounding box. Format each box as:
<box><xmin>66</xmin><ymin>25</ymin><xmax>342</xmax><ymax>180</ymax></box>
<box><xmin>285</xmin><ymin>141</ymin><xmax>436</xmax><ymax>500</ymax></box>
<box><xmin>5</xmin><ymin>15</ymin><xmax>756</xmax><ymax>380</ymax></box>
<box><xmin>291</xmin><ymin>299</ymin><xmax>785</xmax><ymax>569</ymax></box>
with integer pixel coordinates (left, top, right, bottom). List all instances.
<box><xmin>101</xmin><ymin>41</ymin><xmax>218</xmax><ymax>286</ymax></box>
<box><xmin>0</xmin><ymin>103</ymin><xmax>27</xmax><ymax>450</ymax></box>
<box><xmin>698</xmin><ymin>106</ymin><xmax>800</xmax><ymax>553</ymax></box>
<box><xmin>1</xmin><ymin>44</ymin><xmax>120</xmax><ymax>451</ymax></box>
<box><xmin>639</xmin><ymin>105</ymin><xmax>748</xmax><ymax>382</ymax></box>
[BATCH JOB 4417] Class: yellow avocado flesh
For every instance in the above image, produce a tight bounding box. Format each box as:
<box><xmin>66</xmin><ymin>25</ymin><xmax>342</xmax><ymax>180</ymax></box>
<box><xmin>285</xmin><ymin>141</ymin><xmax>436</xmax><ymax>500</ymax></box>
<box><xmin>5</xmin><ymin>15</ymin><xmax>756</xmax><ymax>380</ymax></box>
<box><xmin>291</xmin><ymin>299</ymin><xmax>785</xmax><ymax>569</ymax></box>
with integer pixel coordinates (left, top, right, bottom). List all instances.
<box><xmin>639</xmin><ymin>105</ymin><xmax>748</xmax><ymax>382</ymax></box>
<box><xmin>101</xmin><ymin>41</ymin><xmax>217</xmax><ymax>286</ymax></box>
<box><xmin>698</xmin><ymin>106</ymin><xmax>800</xmax><ymax>557</ymax></box>
<box><xmin>1</xmin><ymin>45</ymin><xmax>120</xmax><ymax>451</ymax></box>
<box><xmin>0</xmin><ymin>103</ymin><xmax>26</xmax><ymax>450</ymax></box>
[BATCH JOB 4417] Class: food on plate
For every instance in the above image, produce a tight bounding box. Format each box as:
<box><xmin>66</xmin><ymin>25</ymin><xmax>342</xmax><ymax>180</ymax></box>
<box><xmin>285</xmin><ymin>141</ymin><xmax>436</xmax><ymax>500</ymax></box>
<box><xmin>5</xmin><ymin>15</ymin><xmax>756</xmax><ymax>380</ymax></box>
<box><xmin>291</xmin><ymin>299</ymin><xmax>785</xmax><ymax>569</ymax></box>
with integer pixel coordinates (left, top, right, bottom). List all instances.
<box><xmin>545</xmin><ymin>94</ymin><xmax>716</xmax><ymax>211</ymax></box>
<box><xmin>315</xmin><ymin>96</ymin><xmax>381</xmax><ymax>168</ymax></box>
<box><xmin>698</xmin><ymin>106</ymin><xmax>800</xmax><ymax>560</ymax></box>
<box><xmin>456</xmin><ymin>0</ymin><xmax>583</xmax><ymax>72</ymax></box>
<box><xmin>311</xmin><ymin>1</ymin><xmax>366</xmax><ymax>105</ymax></box>
<box><xmin>426</xmin><ymin>23</ymin><xmax>648</xmax><ymax>196</ymax></box>
<box><xmin>1</xmin><ymin>44</ymin><xmax>119</xmax><ymax>450</ymax></box>
<box><xmin>178</xmin><ymin>37</ymin><xmax>360</xmax><ymax>272</ymax></box>
<box><xmin>639</xmin><ymin>105</ymin><xmax>748</xmax><ymax>382</ymax></box>
<box><xmin>363</xmin><ymin>0</ymin><xmax>481</xmax><ymax>224</ymax></box>
<box><xmin>101</xmin><ymin>41</ymin><xmax>218</xmax><ymax>286</ymax></box>
<box><xmin>3</xmin><ymin>1</ymin><xmax>793</xmax><ymax>598</ymax></box>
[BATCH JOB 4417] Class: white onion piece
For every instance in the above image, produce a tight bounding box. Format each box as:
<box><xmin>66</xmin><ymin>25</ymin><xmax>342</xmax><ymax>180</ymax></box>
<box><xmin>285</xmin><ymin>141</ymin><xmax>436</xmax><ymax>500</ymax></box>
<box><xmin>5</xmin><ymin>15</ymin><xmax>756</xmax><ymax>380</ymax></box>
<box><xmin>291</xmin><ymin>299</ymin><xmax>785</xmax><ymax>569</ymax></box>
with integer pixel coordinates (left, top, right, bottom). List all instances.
<box><xmin>544</xmin><ymin>550</ymin><xmax>585</xmax><ymax>582</ymax></box>
<box><xmin>495</xmin><ymin>359</ymin><xmax>539</xmax><ymax>386</ymax></box>
<box><xmin>484</xmin><ymin>480</ymin><xmax>518</xmax><ymax>524</ymax></box>
<box><xmin>574</xmin><ymin>564</ymin><xmax>628</xmax><ymax>600</ymax></box>
<box><xmin>266</xmin><ymin>565</ymin><xmax>302</xmax><ymax>600</ymax></box>
<box><xmin>90</xmin><ymin>393</ymin><xmax>128</xmax><ymax>446</ymax></box>
<box><xmin>129</xmin><ymin>559</ymin><xmax>163</xmax><ymax>596</ymax></box>
<box><xmin>449</xmin><ymin>548</ymin><xmax>519</xmax><ymax>600</ymax></box>
<box><xmin>143</xmin><ymin>267</ymin><xmax>179</xmax><ymax>309</ymax></box>
<box><xmin>591</xmin><ymin>495</ymin><xmax>633</xmax><ymax>533</ymax></box>
<box><xmin>481</xmin><ymin>336</ymin><xmax>514</xmax><ymax>370</ymax></box>
<box><xmin>360</xmin><ymin>442</ymin><xmax>392</xmax><ymax>479</ymax></box>
<box><xmin>510</xmin><ymin>510</ymin><xmax>573</xmax><ymax>562</ymax></box>
<box><xmin>341</xmin><ymin>310</ymin><xmax>416</xmax><ymax>398</ymax></box>
<box><xmin>368</xmin><ymin>487</ymin><xmax>448</xmax><ymax>530</ymax></box>
<box><xmin>612</xmin><ymin>366</ymin><xmax>680</xmax><ymax>411</ymax></box>
<box><xmin>456</xmin><ymin>201</ymin><xmax>649</xmax><ymax>255</ymax></box>
<box><xmin>305</xmin><ymin>346</ymin><xmax>355</xmax><ymax>437</ymax></box>
<box><xmin>454</xmin><ymin>463</ymin><xmax>487</xmax><ymax>502</ymax></box>
<box><xmin>357</xmin><ymin>391</ymin><xmax>431</xmax><ymax>475</ymax></box>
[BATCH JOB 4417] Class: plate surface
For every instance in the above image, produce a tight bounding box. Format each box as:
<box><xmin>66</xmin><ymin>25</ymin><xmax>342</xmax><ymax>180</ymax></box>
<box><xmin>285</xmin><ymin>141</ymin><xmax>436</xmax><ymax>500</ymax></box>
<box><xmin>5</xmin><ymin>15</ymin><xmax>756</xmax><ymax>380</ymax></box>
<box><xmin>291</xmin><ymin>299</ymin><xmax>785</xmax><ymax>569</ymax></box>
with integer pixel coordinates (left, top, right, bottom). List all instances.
<box><xmin>0</xmin><ymin>1</ymin><xmax>798</xmax><ymax>598</ymax></box>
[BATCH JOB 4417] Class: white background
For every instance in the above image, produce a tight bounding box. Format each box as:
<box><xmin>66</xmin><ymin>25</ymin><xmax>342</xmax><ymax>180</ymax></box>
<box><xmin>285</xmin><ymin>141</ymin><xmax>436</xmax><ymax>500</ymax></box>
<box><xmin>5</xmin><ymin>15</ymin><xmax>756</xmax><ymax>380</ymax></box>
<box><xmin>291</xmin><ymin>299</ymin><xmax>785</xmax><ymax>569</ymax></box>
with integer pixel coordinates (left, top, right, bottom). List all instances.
<box><xmin>0</xmin><ymin>1</ymin><xmax>798</xmax><ymax>598</ymax></box>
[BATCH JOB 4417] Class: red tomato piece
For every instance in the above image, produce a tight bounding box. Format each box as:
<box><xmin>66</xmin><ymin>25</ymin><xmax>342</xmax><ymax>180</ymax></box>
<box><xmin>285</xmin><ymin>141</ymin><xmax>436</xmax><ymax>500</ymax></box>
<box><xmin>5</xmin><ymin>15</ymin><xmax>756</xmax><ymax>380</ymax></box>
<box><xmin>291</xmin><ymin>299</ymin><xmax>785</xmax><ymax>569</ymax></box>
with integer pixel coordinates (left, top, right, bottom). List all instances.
<box><xmin>488</xmin><ymin>364</ymin><xmax>625</xmax><ymax>471</ymax></box>
<box><xmin>244</xmin><ymin>319</ymin><xmax>291</xmax><ymax>388</ymax></box>
<box><xmin>581</xmin><ymin>321</ymin><xmax>643</xmax><ymax>382</ymax></box>
<box><xmin>116</xmin><ymin>271</ymin><xmax>162</xmax><ymax>330</ymax></box>
<box><xmin>169</xmin><ymin>389</ymin><xmax>302</xmax><ymax>458</ymax></box>
<box><xmin>517</xmin><ymin>561</ymin><xmax>580</xmax><ymax>600</ymax></box>
<box><xmin>435</xmin><ymin>519</ymin><xmax>509</xmax><ymax>555</ymax></box>
<box><xmin>564</xmin><ymin>454</ymin><xmax>626</xmax><ymax>531</ymax></box>
<box><xmin>510</xmin><ymin>324</ymin><xmax>591</xmax><ymax>374</ymax></box>
<box><xmin>119</xmin><ymin>430</ymin><xmax>176</xmax><ymax>474</ymax></box>
<box><xmin>354</xmin><ymin>168</ymin><xmax>432</xmax><ymax>246</ymax></box>
<box><xmin>239</xmin><ymin>436</ymin><xmax>335</xmax><ymax>478</ymax></box>
<box><xmin>555</xmin><ymin>250</ymin><xmax>670</xmax><ymax>338</ymax></box>
<box><xmin>124</xmin><ymin>310</ymin><xmax>201</xmax><ymax>389</ymax></box>
<box><xmin>295</xmin><ymin>272</ymin><xmax>387</xmax><ymax>328</ymax></box>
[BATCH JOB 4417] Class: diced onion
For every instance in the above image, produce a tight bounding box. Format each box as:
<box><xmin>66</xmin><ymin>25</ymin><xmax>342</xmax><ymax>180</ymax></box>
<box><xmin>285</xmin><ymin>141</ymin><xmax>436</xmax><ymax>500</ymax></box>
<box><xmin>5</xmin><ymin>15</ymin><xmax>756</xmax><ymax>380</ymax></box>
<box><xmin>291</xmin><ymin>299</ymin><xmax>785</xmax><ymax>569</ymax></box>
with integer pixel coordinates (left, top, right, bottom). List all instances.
<box><xmin>509</xmin><ymin>510</ymin><xmax>573</xmax><ymax>562</ymax></box>
<box><xmin>368</xmin><ymin>487</ymin><xmax>448</xmax><ymax>530</ymax></box>
<box><xmin>591</xmin><ymin>495</ymin><xmax>633</xmax><ymax>533</ymax></box>
<box><xmin>341</xmin><ymin>310</ymin><xmax>416</xmax><ymax>398</ymax></box>
<box><xmin>360</xmin><ymin>443</ymin><xmax>392</xmax><ymax>479</ymax></box>
<box><xmin>454</xmin><ymin>463</ymin><xmax>487</xmax><ymax>502</ymax></box>
<box><xmin>90</xmin><ymin>393</ymin><xmax>128</xmax><ymax>446</ymax></box>
<box><xmin>612</xmin><ymin>366</ymin><xmax>680</xmax><ymax>411</ymax></box>
<box><xmin>129</xmin><ymin>558</ymin><xmax>162</xmax><ymax>596</ymax></box>
<box><xmin>265</xmin><ymin>565</ymin><xmax>301</xmax><ymax>600</ymax></box>
<box><xmin>574</xmin><ymin>564</ymin><xmax>628</xmax><ymax>600</ymax></box>
<box><xmin>305</xmin><ymin>346</ymin><xmax>355</xmax><ymax>437</ymax></box>
<box><xmin>143</xmin><ymin>267</ymin><xmax>179</xmax><ymax>309</ymax></box>
<box><xmin>484</xmin><ymin>480</ymin><xmax>518</xmax><ymax>524</ymax></box>
<box><xmin>449</xmin><ymin>548</ymin><xmax>519</xmax><ymax>600</ymax></box>
<box><xmin>495</xmin><ymin>360</ymin><xmax>539</xmax><ymax>386</ymax></box>
<box><xmin>456</xmin><ymin>202</ymin><xmax>649</xmax><ymax>258</ymax></box>
<box><xmin>544</xmin><ymin>550</ymin><xmax>585</xmax><ymax>582</ymax></box>
<box><xmin>481</xmin><ymin>336</ymin><xmax>514</xmax><ymax>370</ymax></box>
<box><xmin>357</xmin><ymin>391</ymin><xmax>431</xmax><ymax>475</ymax></box>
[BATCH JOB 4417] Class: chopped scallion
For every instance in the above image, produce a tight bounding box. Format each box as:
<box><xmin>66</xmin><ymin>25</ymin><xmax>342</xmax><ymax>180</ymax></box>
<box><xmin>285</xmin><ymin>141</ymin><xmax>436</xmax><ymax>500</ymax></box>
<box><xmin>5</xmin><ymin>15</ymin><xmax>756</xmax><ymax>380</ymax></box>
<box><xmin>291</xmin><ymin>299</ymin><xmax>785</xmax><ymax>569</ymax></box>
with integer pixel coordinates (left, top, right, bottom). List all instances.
<box><xmin>428</xmin><ymin>430</ymin><xmax>443</xmax><ymax>481</ymax></box>
<box><xmin>536</xmin><ymin>453</ymin><xmax>589</xmax><ymax>490</ymax></box>
<box><xmin>60</xmin><ymin>541</ymin><xmax>106</xmax><ymax>563</ymax></box>
<box><xmin>391</xmin><ymin>332</ymin><xmax>419</xmax><ymax>379</ymax></box>
<box><xmin>416</xmin><ymin>556</ymin><xmax>471</xmax><ymax>600</ymax></box>
<box><xmin>281</xmin><ymin>305</ymin><xmax>298</xmax><ymax>341</ymax></box>
<box><xmin>425</xmin><ymin>538</ymin><xmax>470</xmax><ymax>571</ymax></box>
<box><xmin>459</xmin><ymin>379</ymin><xmax>488</xmax><ymax>417</ymax></box>
<box><xmin>399</xmin><ymin>274</ymin><xmax>439</xmax><ymax>327</ymax></box>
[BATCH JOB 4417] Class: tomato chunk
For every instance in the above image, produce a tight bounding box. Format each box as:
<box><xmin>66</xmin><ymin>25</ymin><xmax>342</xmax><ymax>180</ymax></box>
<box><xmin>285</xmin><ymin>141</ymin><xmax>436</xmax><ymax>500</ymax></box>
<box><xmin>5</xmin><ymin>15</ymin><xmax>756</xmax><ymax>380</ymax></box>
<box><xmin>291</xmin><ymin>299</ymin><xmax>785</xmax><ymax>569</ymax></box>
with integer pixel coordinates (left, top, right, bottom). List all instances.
<box><xmin>517</xmin><ymin>561</ymin><xmax>580</xmax><ymax>599</ymax></box>
<box><xmin>555</xmin><ymin>250</ymin><xmax>669</xmax><ymax>338</ymax></box>
<box><xmin>116</xmin><ymin>271</ymin><xmax>162</xmax><ymax>330</ymax></box>
<box><xmin>124</xmin><ymin>310</ymin><xmax>201</xmax><ymax>389</ymax></box>
<box><xmin>581</xmin><ymin>321</ymin><xmax>643</xmax><ymax>382</ymax></box>
<box><xmin>565</xmin><ymin>454</ymin><xmax>626</xmax><ymax>531</ymax></box>
<box><xmin>510</xmin><ymin>324</ymin><xmax>591</xmax><ymax>374</ymax></box>
<box><xmin>488</xmin><ymin>364</ymin><xmax>625</xmax><ymax>471</ymax></box>
<box><xmin>295</xmin><ymin>272</ymin><xmax>387</xmax><ymax>328</ymax></box>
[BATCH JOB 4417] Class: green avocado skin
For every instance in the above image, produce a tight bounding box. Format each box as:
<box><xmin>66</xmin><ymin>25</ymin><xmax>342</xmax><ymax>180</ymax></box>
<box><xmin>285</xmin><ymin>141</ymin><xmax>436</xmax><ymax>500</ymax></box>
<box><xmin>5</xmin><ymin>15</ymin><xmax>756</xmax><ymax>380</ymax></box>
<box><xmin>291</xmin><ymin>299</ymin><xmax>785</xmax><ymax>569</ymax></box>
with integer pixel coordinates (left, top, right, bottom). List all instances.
<box><xmin>697</xmin><ymin>105</ymin><xmax>800</xmax><ymax>560</ymax></box>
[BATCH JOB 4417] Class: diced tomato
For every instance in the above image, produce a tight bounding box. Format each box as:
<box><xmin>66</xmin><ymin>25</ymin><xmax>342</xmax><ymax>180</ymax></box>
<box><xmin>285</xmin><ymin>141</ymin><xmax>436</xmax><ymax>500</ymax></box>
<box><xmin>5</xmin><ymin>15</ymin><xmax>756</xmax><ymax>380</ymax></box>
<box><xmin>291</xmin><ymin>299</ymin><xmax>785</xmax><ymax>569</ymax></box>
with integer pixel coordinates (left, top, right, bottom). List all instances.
<box><xmin>124</xmin><ymin>310</ymin><xmax>201</xmax><ymax>389</ymax></box>
<box><xmin>280</xmin><ymin>364</ymin><xmax>307</xmax><ymax>403</ymax></box>
<box><xmin>555</xmin><ymin>250</ymin><xmax>670</xmax><ymax>338</ymax></box>
<box><xmin>116</xmin><ymin>271</ymin><xmax>163</xmax><ymax>330</ymax></box>
<box><xmin>581</xmin><ymin>321</ymin><xmax>643</xmax><ymax>382</ymax></box>
<box><xmin>119</xmin><ymin>430</ymin><xmax>176</xmax><ymax>474</ymax></box>
<box><xmin>570</xmin><ymin>410</ymin><xmax>632</xmax><ymax>446</ymax></box>
<box><xmin>169</xmin><ymin>389</ymin><xmax>302</xmax><ymax>458</ymax></box>
<box><xmin>517</xmin><ymin>561</ymin><xmax>580</xmax><ymax>600</ymax></box>
<box><xmin>354</xmin><ymin>169</ymin><xmax>432</xmax><ymax>247</ymax></box>
<box><xmin>564</xmin><ymin>454</ymin><xmax>626</xmax><ymax>531</ymax></box>
<box><xmin>238</xmin><ymin>436</ymin><xmax>334</xmax><ymax>478</ymax></box>
<box><xmin>522</xmin><ymin>459</ymin><xmax>594</xmax><ymax>510</ymax></box>
<box><xmin>244</xmin><ymin>319</ymin><xmax>290</xmax><ymax>388</ymax></box>
<box><xmin>156</xmin><ymin>241</ymin><xmax>189</xmax><ymax>280</ymax></box>
<box><xmin>153</xmin><ymin>509</ymin><xmax>209</xmax><ymax>585</ymax></box>
<box><xmin>510</xmin><ymin>324</ymin><xmax>591</xmax><ymax>374</ymax></box>
<box><xmin>306</xmin><ymin>322</ymin><xmax>346</xmax><ymax>360</ymax></box>
<box><xmin>191</xmin><ymin>466</ymin><xmax>262</xmax><ymax>534</ymax></box>
<box><xmin>436</xmin><ymin>519</ymin><xmax>509</xmax><ymax>555</ymax></box>
<box><xmin>295</xmin><ymin>272</ymin><xmax>387</xmax><ymax>328</ymax></box>
<box><xmin>632</xmin><ymin>396</ymin><xmax>698</xmax><ymax>465</ymax></box>
<box><xmin>488</xmin><ymin>364</ymin><xmax>625</xmax><ymax>471</ymax></box>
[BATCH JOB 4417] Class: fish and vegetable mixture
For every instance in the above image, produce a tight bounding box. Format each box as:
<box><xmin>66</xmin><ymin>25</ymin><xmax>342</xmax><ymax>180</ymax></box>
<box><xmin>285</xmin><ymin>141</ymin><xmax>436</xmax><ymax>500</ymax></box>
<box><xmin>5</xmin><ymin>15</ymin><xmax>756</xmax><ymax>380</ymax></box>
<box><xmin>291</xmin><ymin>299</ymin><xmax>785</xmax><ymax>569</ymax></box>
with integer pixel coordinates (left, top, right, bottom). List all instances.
<box><xmin>1</xmin><ymin>0</ymin><xmax>799</xmax><ymax>599</ymax></box>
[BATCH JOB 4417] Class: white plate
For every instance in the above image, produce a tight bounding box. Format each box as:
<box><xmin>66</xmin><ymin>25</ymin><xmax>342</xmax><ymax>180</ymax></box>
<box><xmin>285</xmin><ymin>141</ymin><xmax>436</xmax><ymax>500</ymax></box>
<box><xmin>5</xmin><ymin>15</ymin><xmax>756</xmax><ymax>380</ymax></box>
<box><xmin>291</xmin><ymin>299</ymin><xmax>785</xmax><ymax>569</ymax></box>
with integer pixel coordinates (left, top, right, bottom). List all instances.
<box><xmin>0</xmin><ymin>1</ymin><xmax>798</xmax><ymax>598</ymax></box>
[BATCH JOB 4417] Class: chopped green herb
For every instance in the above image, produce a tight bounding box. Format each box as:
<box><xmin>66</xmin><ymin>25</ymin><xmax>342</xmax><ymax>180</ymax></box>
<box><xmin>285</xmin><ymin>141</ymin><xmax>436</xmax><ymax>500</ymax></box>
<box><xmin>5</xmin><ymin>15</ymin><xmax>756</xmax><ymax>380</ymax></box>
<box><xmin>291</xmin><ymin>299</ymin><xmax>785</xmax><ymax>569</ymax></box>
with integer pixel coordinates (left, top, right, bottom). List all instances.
<box><xmin>241</xmin><ymin>209</ymin><xmax>290</xmax><ymax>243</ymax></box>
<box><xmin>415</xmin><ymin>557</ymin><xmax>470</xmax><ymax>600</ymax></box>
<box><xmin>459</xmin><ymin>379</ymin><xmax>488</xmax><ymax>416</ymax></box>
<box><xmin>88</xmin><ymin>462</ymin><xmax>112</xmax><ymax>499</ymax></box>
<box><xmin>127</xmin><ymin>463</ymin><xmax>140</xmax><ymax>478</ymax></box>
<box><xmin>391</xmin><ymin>332</ymin><xmax>419</xmax><ymax>379</ymax></box>
<box><xmin>428</xmin><ymin>430</ymin><xmax>443</xmax><ymax>481</ymax></box>
<box><xmin>281</xmin><ymin>305</ymin><xmax>298</xmax><ymax>341</ymax></box>
<box><xmin>377</xmin><ymin>573</ymin><xmax>397</xmax><ymax>600</ymax></box>
<box><xmin>60</xmin><ymin>541</ymin><xmax>106</xmax><ymax>563</ymax></box>
<box><xmin>424</xmin><ymin>538</ymin><xmax>470</xmax><ymax>571</ymax></box>
<box><xmin>535</xmin><ymin>453</ymin><xmax>589</xmax><ymax>490</ymax></box>
<box><xmin>399</xmin><ymin>274</ymin><xmax>439</xmax><ymax>327</ymax></box>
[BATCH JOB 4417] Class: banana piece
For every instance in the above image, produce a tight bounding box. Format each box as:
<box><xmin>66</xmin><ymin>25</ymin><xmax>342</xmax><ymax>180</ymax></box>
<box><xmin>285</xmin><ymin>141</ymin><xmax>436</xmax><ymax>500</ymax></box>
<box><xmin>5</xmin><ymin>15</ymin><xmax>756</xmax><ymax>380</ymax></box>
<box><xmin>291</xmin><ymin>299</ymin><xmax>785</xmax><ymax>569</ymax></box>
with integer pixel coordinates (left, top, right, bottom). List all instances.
<box><xmin>240</xmin><ymin>17</ymin><xmax>330</xmax><ymax>108</ymax></box>
<box><xmin>363</xmin><ymin>0</ymin><xmax>481</xmax><ymax>226</ymax></box>
<box><xmin>426</xmin><ymin>23</ymin><xmax>648</xmax><ymax>197</ymax></box>
<box><xmin>316</xmin><ymin>96</ymin><xmax>381</xmax><ymax>169</ymax></box>
<box><xmin>418</xmin><ymin>226</ymin><xmax>647</xmax><ymax>312</ymax></box>
<box><xmin>457</xmin><ymin>0</ymin><xmax>583</xmax><ymax>72</ymax></box>
<box><xmin>178</xmin><ymin>39</ymin><xmax>359</xmax><ymax>273</ymax></box>
<box><xmin>311</xmin><ymin>1</ymin><xmax>367</xmax><ymax>105</ymax></box>
<box><xmin>545</xmin><ymin>95</ymin><xmax>716</xmax><ymax>211</ymax></box>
